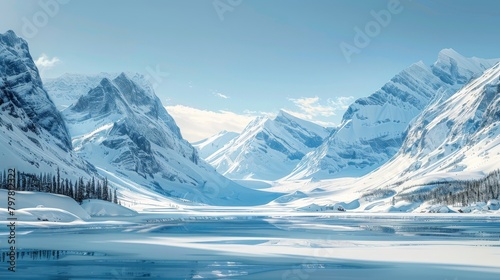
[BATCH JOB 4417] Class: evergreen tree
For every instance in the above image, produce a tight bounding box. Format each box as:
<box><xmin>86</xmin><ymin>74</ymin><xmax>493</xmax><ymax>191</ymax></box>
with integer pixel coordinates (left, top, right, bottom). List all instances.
<box><xmin>96</xmin><ymin>181</ymin><xmax>102</xmax><ymax>200</ymax></box>
<box><xmin>102</xmin><ymin>178</ymin><xmax>109</xmax><ymax>201</ymax></box>
<box><xmin>68</xmin><ymin>180</ymin><xmax>74</xmax><ymax>200</ymax></box>
<box><xmin>64</xmin><ymin>178</ymin><xmax>69</xmax><ymax>196</ymax></box>
<box><xmin>76</xmin><ymin>178</ymin><xmax>85</xmax><ymax>203</ymax></box>
<box><xmin>91</xmin><ymin>177</ymin><xmax>96</xmax><ymax>199</ymax></box>
<box><xmin>85</xmin><ymin>180</ymin><xmax>91</xmax><ymax>200</ymax></box>
<box><xmin>56</xmin><ymin>167</ymin><xmax>60</xmax><ymax>194</ymax></box>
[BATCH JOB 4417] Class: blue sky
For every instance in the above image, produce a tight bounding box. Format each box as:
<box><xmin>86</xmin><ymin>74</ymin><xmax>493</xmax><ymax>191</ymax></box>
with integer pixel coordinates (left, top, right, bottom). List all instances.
<box><xmin>1</xmin><ymin>0</ymin><xmax>500</xmax><ymax>141</ymax></box>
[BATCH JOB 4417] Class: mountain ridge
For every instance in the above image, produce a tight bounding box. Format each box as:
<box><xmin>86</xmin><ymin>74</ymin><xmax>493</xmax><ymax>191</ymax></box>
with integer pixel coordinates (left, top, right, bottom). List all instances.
<box><xmin>203</xmin><ymin>109</ymin><xmax>331</xmax><ymax>180</ymax></box>
<box><xmin>0</xmin><ymin>30</ymin><xmax>96</xmax><ymax>178</ymax></box>
<box><xmin>285</xmin><ymin>49</ymin><xmax>500</xmax><ymax>180</ymax></box>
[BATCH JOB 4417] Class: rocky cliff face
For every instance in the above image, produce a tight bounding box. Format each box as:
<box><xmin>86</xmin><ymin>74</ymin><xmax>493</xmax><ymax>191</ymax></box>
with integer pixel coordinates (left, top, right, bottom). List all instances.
<box><xmin>0</xmin><ymin>30</ymin><xmax>95</xmax><ymax>177</ymax></box>
<box><xmin>0</xmin><ymin>30</ymin><xmax>71</xmax><ymax>151</ymax></box>
<box><xmin>58</xmin><ymin>72</ymin><xmax>271</xmax><ymax>205</ymax></box>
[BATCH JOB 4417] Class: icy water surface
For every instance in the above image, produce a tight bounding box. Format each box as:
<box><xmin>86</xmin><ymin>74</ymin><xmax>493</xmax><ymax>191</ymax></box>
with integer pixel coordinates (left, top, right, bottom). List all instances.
<box><xmin>1</xmin><ymin>214</ymin><xmax>500</xmax><ymax>279</ymax></box>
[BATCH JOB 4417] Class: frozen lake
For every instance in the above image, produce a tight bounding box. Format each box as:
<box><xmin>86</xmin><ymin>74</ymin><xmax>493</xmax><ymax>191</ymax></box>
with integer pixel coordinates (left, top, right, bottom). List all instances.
<box><xmin>1</xmin><ymin>211</ymin><xmax>500</xmax><ymax>279</ymax></box>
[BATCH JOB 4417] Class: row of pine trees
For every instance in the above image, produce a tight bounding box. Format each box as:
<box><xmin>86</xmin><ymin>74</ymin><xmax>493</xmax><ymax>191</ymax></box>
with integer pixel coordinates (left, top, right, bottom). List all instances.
<box><xmin>0</xmin><ymin>168</ymin><xmax>118</xmax><ymax>204</ymax></box>
<box><xmin>399</xmin><ymin>169</ymin><xmax>500</xmax><ymax>206</ymax></box>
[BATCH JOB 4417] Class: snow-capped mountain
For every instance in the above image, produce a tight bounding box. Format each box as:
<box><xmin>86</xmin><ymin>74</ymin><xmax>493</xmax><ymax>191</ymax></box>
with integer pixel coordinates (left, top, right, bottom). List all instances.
<box><xmin>269</xmin><ymin>62</ymin><xmax>500</xmax><ymax>213</ymax></box>
<box><xmin>205</xmin><ymin>110</ymin><xmax>331</xmax><ymax>180</ymax></box>
<box><xmin>193</xmin><ymin>130</ymin><xmax>239</xmax><ymax>159</ymax></box>
<box><xmin>56</xmin><ymin>72</ymin><xmax>273</xmax><ymax>205</ymax></box>
<box><xmin>285</xmin><ymin>49</ymin><xmax>499</xmax><ymax>180</ymax></box>
<box><xmin>44</xmin><ymin>72</ymin><xmax>156</xmax><ymax>110</ymax></box>
<box><xmin>0</xmin><ymin>30</ymin><xmax>95</xmax><ymax>178</ymax></box>
<box><xmin>44</xmin><ymin>73</ymin><xmax>116</xmax><ymax>110</ymax></box>
<box><xmin>380</xmin><ymin>61</ymin><xmax>500</xmax><ymax>183</ymax></box>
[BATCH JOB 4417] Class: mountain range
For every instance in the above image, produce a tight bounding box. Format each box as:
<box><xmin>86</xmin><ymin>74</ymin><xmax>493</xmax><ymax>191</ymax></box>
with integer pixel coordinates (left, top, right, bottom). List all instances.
<box><xmin>198</xmin><ymin>110</ymin><xmax>331</xmax><ymax>180</ymax></box>
<box><xmin>0</xmin><ymin>30</ymin><xmax>276</xmax><ymax>207</ymax></box>
<box><xmin>196</xmin><ymin>49</ymin><xmax>498</xmax><ymax>183</ymax></box>
<box><xmin>285</xmin><ymin>49</ymin><xmax>499</xmax><ymax>180</ymax></box>
<box><xmin>1</xmin><ymin>29</ymin><xmax>499</xmax><ymax>211</ymax></box>
<box><xmin>371</xmin><ymin>61</ymin><xmax>500</xmax><ymax>187</ymax></box>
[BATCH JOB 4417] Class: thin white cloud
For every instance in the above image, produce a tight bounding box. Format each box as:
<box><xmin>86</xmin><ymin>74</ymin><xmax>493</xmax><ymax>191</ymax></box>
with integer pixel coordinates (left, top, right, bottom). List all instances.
<box><xmin>286</xmin><ymin>96</ymin><xmax>354</xmax><ymax>127</ymax></box>
<box><xmin>35</xmin><ymin>54</ymin><xmax>60</xmax><ymax>78</ymax></box>
<box><xmin>332</xmin><ymin>96</ymin><xmax>355</xmax><ymax>110</ymax></box>
<box><xmin>243</xmin><ymin>109</ymin><xmax>276</xmax><ymax>118</ymax></box>
<box><xmin>214</xmin><ymin>92</ymin><xmax>229</xmax><ymax>99</ymax></box>
<box><xmin>166</xmin><ymin>105</ymin><xmax>254</xmax><ymax>142</ymax></box>
<box><xmin>35</xmin><ymin>53</ymin><xmax>60</xmax><ymax>70</ymax></box>
<box><xmin>289</xmin><ymin>96</ymin><xmax>354</xmax><ymax>117</ymax></box>
<box><xmin>289</xmin><ymin>96</ymin><xmax>336</xmax><ymax>117</ymax></box>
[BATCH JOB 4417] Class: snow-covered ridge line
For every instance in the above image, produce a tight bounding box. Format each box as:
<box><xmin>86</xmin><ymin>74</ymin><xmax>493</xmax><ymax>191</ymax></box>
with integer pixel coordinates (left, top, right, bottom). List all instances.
<box><xmin>285</xmin><ymin>49</ymin><xmax>500</xmax><ymax>180</ymax></box>
<box><xmin>202</xmin><ymin>110</ymin><xmax>331</xmax><ymax>180</ymax></box>
<box><xmin>0</xmin><ymin>30</ymin><xmax>97</xmax><ymax>179</ymax></box>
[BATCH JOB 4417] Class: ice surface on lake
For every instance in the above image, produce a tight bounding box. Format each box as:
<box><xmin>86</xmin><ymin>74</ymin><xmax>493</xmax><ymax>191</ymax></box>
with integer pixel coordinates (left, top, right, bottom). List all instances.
<box><xmin>1</xmin><ymin>210</ymin><xmax>499</xmax><ymax>279</ymax></box>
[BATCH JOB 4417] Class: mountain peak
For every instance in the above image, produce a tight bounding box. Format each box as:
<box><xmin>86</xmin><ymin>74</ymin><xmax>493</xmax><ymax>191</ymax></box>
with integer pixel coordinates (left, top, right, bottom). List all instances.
<box><xmin>2</xmin><ymin>30</ymin><xmax>17</xmax><ymax>40</ymax></box>
<box><xmin>432</xmin><ymin>48</ymin><xmax>499</xmax><ymax>85</ymax></box>
<box><xmin>276</xmin><ymin>109</ymin><xmax>296</xmax><ymax>119</ymax></box>
<box><xmin>437</xmin><ymin>48</ymin><xmax>463</xmax><ymax>60</ymax></box>
<box><xmin>0</xmin><ymin>30</ymin><xmax>23</xmax><ymax>46</ymax></box>
<box><xmin>100</xmin><ymin>77</ymin><xmax>113</xmax><ymax>86</ymax></box>
<box><xmin>116</xmin><ymin>72</ymin><xmax>130</xmax><ymax>81</ymax></box>
<box><xmin>203</xmin><ymin>109</ymin><xmax>330</xmax><ymax>180</ymax></box>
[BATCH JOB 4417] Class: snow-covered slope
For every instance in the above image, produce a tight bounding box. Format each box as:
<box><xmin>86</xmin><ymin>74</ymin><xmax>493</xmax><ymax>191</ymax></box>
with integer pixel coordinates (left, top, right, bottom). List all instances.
<box><xmin>81</xmin><ymin>199</ymin><xmax>137</xmax><ymax>217</ymax></box>
<box><xmin>271</xmin><ymin>61</ymin><xmax>500</xmax><ymax>213</ymax></box>
<box><xmin>377</xmin><ymin>61</ymin><xmax>500</xmax><ymax>184</ymax></box>
<box><xmin>193</xmin><ymin>130</ymin><xmax>239</xmax><ymax>159</ymax></box>
<box><xmin>286</xmin><ymin>49</ymin><xmax>499</xmax><ymax>180</ymax></box>
<box><xmin>57</xmin><ymin>73</ymin><xmax>277</xmax><ymax>205</ymax></box>
<box><xmin>205</xmin><ymin>110</ymin><xmax>331</xmax><ymax>180</ymax></box>
<box><xmin>0</xmin><ymin>30</ymin><xmax>95</xmax><ymax>178</ymax></box>
<box><xmin>0</xmin><ymin>189</ymin><xmax>90</xmax><ymax>221</ymax></box>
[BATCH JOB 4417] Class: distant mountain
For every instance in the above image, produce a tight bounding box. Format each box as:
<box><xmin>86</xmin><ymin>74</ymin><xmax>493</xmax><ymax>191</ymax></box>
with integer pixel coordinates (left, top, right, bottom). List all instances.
<box><xmin>44</xmin><ymin>73</ymin><xmax>116</xmax><ymax>110</ymax></box>
<box><xmin>285</xmin><ymin>49</ymin><xmax>499</xmax><ymax>180</ymax></box>
<box><xmin>0</xmin><ymin>30</ymin><xmax>95</xmax><ymax>178</ymax></box>
<box><xmin>193</xmin><ymin>130</ymin><xmax>239</xmax><ymax>159</ymax></box>
<box><xmin>44</xmin><ymin>72</ymin><xmax>155</xmax><ymax>110</ymax></box>
<box><xmin>204</xmin><ymin>110</ymin><xmax>331</xmax><ymax>180</ymax></box>
<box><xmin>54</xmin><ymin>72</ymin><xmax>274</xmax><ymax>205</ymax></box>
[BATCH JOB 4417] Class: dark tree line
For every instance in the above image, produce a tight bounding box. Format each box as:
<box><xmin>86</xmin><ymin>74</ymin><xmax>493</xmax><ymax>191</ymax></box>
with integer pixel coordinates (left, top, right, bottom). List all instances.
<box><xmin>398</xmin><ymin>169</ymin><xmax>500</xmax><ymax>206</ymax></box>
<box><xmin>0</xmin><ymin>168</ymin><xmax>119</xmax><ymax>204</ymax></box>
<box><xmin>361</xmin><ymin>188</ymin><xmax>396</xmax><ymax>202</ymax></box>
